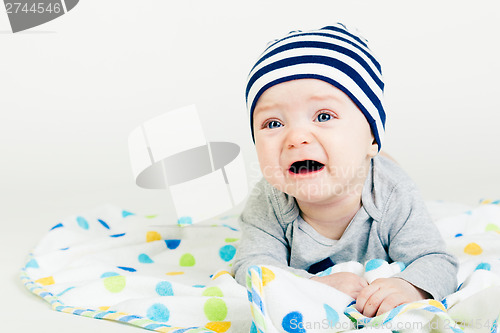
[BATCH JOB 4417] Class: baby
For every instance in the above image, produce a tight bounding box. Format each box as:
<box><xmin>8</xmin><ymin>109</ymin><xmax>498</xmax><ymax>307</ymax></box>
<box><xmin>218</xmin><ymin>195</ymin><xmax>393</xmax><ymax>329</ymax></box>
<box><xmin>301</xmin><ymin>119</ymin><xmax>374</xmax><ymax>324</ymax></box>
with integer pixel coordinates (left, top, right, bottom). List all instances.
<box><xmin>232</xmin><ymin>24</ymin><xmax>458</xmax><ymax>317</ymax></box>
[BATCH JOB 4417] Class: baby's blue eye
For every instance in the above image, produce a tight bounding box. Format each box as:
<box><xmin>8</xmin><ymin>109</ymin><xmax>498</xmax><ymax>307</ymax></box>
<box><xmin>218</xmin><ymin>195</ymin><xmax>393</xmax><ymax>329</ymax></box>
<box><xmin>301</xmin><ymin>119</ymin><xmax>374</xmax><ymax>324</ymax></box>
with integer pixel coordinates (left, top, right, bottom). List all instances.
<box><xmin>316</xmin><ymin>113</ymin><xmax>332</xmax><ymax>122</ymax></box>
<box><xmin>266</xmin><ymin>120</ymin><xmax>283</xmax><ymax>129</ymax></box>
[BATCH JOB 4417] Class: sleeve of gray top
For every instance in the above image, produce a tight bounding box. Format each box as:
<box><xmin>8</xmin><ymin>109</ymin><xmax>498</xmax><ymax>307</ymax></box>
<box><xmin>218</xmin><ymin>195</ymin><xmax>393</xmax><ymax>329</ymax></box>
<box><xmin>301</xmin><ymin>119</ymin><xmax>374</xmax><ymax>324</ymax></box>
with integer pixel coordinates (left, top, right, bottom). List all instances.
<box><xmin>381</xmin><ymin>183</ymin><xmax>458</xmax><ymax>300</ymax></box>
<box><xmin>232</xmin><ymin>182</ymin><xmax>312</xmax><ymax>286</ymax></box>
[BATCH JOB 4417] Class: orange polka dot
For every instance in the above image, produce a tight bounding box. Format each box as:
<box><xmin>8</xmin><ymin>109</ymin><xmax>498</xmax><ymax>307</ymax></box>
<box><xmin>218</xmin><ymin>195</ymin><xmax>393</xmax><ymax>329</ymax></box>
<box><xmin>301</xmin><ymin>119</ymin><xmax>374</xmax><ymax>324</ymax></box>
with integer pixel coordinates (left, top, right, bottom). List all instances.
<box><xmin>464</xmin><ymin>242</ymin><xmax>483</xmax><ymax>255</ymax></box>
<box><xmin>165</xmin><ymin>271</ymin><xmax>184</xmax><ymax>276</ymax></box>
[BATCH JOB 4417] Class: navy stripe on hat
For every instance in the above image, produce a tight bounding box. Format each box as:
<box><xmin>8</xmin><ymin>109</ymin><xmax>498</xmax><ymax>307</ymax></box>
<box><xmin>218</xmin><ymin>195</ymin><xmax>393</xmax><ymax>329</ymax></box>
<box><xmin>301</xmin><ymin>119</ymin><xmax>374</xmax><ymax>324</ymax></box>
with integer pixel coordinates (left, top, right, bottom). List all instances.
<box><xmin>245</xmin><ymin>24</ymin><xmax>386</xmax><ymax>151</ymax></box>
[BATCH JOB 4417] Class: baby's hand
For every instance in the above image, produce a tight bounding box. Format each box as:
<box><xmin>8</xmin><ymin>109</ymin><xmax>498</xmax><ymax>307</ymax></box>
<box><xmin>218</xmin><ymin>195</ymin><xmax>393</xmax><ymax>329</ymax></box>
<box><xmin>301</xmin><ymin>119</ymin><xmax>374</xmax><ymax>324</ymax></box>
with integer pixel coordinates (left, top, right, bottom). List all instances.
<box><xmin>355</xmin><ymin>277</ymin><xmax>431</xmax><ymax>317</ymax></box>
<box><xmin>310</xmin><ymin>272</ymin><xmax>368</xmax><ymax>299</ymax></box>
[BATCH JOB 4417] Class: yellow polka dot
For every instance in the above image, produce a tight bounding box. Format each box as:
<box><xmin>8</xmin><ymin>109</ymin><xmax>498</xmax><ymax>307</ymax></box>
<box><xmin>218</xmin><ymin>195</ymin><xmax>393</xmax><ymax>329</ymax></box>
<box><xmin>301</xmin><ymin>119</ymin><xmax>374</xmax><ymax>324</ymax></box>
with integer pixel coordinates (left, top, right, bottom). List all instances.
<box><xmin>165</xmin><ymin>271</ymin><xmax>184</xmax><ymax>276</ymax></box>
<box><xmin>98</xmin><ymin>306</ymin><xmax>110</xmax><ymax>311</ymax></box>
<box><xmin>212</xmin><ymin>270</ymin><xmax>231</xmax><ymax>280</ymax></box>
<box><xmin>261</xmin><ymin>267</ymin><xmax>276</xmax><ymax>286</ymax></box>
<box><xmin>146</xmin><ymin>231</ymin><xmax>162</xmax><ymax>242</ymax></box>
<box><xmin>205</xmin><ymin>321</ymin><xmax>231</xmax><ymax>332</ymax></box>
<box><xmin>36</xmin><ymin>276</ymin><xmax>55</xmax><ymax>286</ymax></box>
<box><xmin>464</xmin><ymin>242</ymin><xmax>483</xmax><ymax>255</ymax></box>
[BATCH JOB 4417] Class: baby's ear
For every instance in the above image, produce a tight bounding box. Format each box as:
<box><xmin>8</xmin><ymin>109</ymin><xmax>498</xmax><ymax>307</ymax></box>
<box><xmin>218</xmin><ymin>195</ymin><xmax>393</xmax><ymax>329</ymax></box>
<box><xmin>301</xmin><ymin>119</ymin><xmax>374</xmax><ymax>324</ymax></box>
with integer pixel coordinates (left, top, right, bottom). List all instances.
<box><xmin>368</xmin><ymin>137</ymin><xmax>379</xmax><ymax>158</ymax></box>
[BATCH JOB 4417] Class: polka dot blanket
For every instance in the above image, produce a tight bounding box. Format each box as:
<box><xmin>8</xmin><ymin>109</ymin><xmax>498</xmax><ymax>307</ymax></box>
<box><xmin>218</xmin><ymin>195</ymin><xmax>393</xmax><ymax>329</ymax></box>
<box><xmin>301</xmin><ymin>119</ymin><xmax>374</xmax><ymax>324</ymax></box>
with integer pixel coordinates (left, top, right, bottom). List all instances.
<box><xmin>21</xmin><ymin>201</ymin><xmax>500</xmax><ymax>332</ymax></box>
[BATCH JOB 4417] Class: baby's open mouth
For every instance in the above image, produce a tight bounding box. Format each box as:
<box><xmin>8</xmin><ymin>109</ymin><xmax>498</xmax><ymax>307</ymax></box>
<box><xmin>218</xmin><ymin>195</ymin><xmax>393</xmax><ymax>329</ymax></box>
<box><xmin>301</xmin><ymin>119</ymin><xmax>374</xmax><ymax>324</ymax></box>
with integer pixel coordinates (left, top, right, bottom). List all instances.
<box><xmin>289</xmin><ymin>160</ymin><xmax>325</xmax><ymax>174</ymax></box>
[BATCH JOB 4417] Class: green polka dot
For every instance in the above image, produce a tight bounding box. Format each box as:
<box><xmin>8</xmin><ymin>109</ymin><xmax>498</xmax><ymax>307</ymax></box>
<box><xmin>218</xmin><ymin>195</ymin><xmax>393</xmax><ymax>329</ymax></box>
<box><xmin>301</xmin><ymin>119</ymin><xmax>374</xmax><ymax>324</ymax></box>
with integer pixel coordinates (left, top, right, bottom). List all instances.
<box><xmin>103</xmin><ymin>276</ymin><xmax>126</xmax><ymax>293</ymax></box>
<box><xmin>204</xmin><ymin>298</ymin><xmax>227</xmax><ymax>321</ymax></box>
<box><xmin>485</xmin><ymin>223</ymin><xmax>500</xmax><ymax>232</ymax></box>
<box><xmin>179</xmin><ymin>253</ymin><xmax>196</xmax><ymax>267</ymax></box>
<box><xmin>224</xmin><ymin>238</ymin><xmax>239</xmax><ymax>243</ymax></box>
<box><xmin>202</xmin><ymin>286</ymin><xmax>223</xmax><ymax>297</ymax></box>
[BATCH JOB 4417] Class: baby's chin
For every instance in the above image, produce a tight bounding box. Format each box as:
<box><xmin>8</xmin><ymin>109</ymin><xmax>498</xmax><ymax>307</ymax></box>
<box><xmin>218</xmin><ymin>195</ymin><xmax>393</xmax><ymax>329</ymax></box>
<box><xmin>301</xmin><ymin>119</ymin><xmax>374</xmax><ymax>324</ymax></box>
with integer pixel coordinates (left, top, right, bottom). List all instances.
<box><xmin>281</xmin><ymin>184</ymin><xmax>341</xmax><ymax>203</ymax></box>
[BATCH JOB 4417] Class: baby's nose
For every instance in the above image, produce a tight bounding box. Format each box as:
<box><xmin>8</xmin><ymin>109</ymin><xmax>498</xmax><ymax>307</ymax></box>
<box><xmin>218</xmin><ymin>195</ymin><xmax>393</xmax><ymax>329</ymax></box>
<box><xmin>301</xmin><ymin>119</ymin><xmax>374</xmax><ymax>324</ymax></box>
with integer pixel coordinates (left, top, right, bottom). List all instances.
<box><xmin>286</xmin><ymin>127</ymin><xmax>312</xmax><ymax>149</ymax></box>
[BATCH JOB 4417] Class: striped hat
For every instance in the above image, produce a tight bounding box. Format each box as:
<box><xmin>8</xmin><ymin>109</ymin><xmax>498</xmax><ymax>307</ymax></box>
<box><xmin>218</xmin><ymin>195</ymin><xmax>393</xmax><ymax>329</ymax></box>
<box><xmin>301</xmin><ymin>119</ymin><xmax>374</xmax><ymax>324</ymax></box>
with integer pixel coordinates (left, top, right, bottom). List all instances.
<box><xmin>245</xmin><ymin>23</ymin><xmax>386</xmax><ymax>150</ymax></box>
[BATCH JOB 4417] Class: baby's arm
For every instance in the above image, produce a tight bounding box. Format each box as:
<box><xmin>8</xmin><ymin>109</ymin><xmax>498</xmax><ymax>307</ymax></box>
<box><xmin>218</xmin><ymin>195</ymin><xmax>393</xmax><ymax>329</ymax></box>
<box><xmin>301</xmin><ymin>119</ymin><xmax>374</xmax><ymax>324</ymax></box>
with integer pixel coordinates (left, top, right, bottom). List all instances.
<box><xmin>232</xmin><ymin>179</ymin><xmax>313</xmax><ymax>284</ymax></box>
<box><xmin>364</xmin><ymin>166</ymin><xmax>458</xmax><ymax>315</ymax></box>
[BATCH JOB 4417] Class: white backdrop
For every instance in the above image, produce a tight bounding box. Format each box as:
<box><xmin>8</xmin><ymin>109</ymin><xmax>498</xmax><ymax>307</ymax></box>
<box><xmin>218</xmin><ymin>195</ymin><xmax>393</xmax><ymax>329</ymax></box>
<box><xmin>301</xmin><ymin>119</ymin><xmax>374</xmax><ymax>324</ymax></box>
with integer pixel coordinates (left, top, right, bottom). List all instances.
<box><xmin>1</xmin><ymin>1</ymin><xmax>499</xmax><ymax>331</ymax></box>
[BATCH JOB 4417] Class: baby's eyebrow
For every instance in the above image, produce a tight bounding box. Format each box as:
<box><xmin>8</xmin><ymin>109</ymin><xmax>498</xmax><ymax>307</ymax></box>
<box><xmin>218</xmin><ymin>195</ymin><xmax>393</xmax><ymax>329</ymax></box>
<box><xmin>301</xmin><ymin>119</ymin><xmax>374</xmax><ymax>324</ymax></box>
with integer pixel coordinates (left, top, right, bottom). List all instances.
<box><xmin>254</xmin><ymin>102</ymin><xmax>281</xmax><ymax>115</ymax></box>
<box><xmin>308</xmin><ymin>93</ymin><xmax>341</xmax><ymax>103</ymax></box>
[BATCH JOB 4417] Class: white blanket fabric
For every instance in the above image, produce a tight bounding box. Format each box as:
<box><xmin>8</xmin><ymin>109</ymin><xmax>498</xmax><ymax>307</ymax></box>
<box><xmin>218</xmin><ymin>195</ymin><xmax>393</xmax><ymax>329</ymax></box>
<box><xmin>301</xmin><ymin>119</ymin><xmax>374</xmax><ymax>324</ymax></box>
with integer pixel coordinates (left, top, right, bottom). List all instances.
<box><xmin>21</xmin><ymin>202</ymin><xmax>500</xmax><ymax>332</ymax></box>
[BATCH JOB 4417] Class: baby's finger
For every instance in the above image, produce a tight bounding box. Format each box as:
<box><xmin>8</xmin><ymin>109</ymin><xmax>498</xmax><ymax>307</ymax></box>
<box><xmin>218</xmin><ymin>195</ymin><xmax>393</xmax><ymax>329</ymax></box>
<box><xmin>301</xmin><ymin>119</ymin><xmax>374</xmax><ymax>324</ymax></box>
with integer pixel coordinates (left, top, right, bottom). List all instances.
<box><xmin>376</xmin><ymin>294</ymin><xmax>405</xmax><ymax>316</ymax></box>
<box><xmin>359</xmin><ymin>287</ymin><xmax>394</xmax><ymax>318</ymax></box>
<box><xmin>355</xmin><ymin>283</ymin><xmax>378</xmax><ymax>313</ymax></box>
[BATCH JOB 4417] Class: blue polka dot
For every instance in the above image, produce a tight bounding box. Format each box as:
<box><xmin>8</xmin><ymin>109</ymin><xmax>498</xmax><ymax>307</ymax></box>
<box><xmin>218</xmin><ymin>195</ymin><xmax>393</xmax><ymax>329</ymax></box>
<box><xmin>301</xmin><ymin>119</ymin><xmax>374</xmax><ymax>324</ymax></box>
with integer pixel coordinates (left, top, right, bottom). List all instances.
<box><xmin>475</xmin><ymin>262</ymin><xmax>491</xmax><ymax>271</ymax></box>
<box><xmin>365</xmin><ymin>259</ymin><xmax>385</xmax><ymax>272</ymax></box>
<box><xmin>156</xmin><ymin>281</ymin><xmax>174</xmax><ymax>296</ymax></box>
<box><xmin>165</xmin><ymin>239</ymin><xmax>181</xmax><ymax>250</ymax></box>
<box><xmin>98</xmin><ymin>219</ymin><xmax>110</xmax><ymax>229</ymax></box>
<box><xmin>25</xmin><ymin>259</ymin><xmax>39</xmax><ymax>269</ymax></box>
<box><xmin>192</xmin><ymin>285</ymin><xmax>205</xmax><ymax>288</ymax></box>
<box><xmin>282</xmin><ymin>311</ymin><xmax>305</xmax><ymax>333</ymax></box>
<box><xmin>76</xmin><ymin>216</ymin><xmax>89</xmax><ymax>230</ymax></box>
<box><xmin>50</xmin><ymin>223</ymin><xmax>63</xmax><ymax>230</ymax></box>
<box><xmin>323</xmin><ymin>304</ymin><xmax>339</xmax><ymax>327</ymax></box>
<box><xmin>117</xmin><ymin>266</ymin><xmax>136</xmax><ymax>272</ymax></box>
<box><xmin>110</xmin><ymin>233</ymin><xmax>126</xmax><ymax>238</ymax></box>
<box><xmin>101</xmin><ymin>272</ymin><xmax>120</xmax><ymax>278</ymax></box>
<box><xmin>455</xmin><ymin>233</ymin><xmax>463</xmax><ymax>237</ymax></box>
<box><xmin>146</xmin><ymin>303</ymin><xmax>170</xmax><ymax>322</ymax></box>
<box><xmin>138</xmin><ymin>253</ymin><xmax>154</xmax><ymax>264</ymax></box>
<box><xmin>60</xmin><ymin>247</ymin><xmax>69</xmax><ymax>251</ymax></box>
<box><xmin>177</xmin><ymin>216</ymin><xmax>192</xmax><ymax>226</ymax></box>
<box><xmin>122</xmin><ymin>210</ymin><xmax>134</xmax><ymax>218</ymax></box>
<box><xmin>250</xmin><ymin>322</ymin><xmax>258</xmax><ymax>333</ymax></box>
<box><xmin>219</xmin><ymin>244</ymin><xmax>236</xmax><ymax>262</ymax></box>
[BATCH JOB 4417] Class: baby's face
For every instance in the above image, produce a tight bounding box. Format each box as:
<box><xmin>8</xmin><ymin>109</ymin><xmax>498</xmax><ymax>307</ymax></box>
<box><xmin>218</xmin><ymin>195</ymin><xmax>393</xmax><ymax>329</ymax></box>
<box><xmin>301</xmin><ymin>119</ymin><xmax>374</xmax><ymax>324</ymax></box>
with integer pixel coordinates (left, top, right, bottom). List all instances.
<box><xmin>253</xmin><ymin>78</ymin><xmax>378</xmax><ymax>204</ymax></box>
